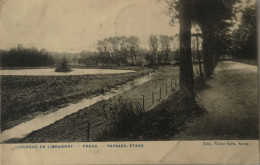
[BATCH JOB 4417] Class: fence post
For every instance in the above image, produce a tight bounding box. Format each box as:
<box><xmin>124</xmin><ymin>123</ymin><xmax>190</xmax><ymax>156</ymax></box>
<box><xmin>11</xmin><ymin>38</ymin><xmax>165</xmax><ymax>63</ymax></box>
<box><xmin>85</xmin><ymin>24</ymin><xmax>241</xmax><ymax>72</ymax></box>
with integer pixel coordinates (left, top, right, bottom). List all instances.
<box><xmin>160</xmin><ymin>87</ymin><xmax>161</xmax><ymax>100</ymax></box>
<box><xmin>143</xmin><ymin>95</ymin><xmax>145</xmax><ymax>111</ymax></box>
<box><xmin>87</xmin><ymin>122</ymin><xmax>90</xmax><ymax>142</ymax></box>
<box><xmin>152</xmin><ymin>91</ymin><xmax>154</xmax><ymax>103</ymax></box>
<box><xmin>131</xmin><ymin>100</ymin><xmax>133</xmax><ymax>111</ymax></box>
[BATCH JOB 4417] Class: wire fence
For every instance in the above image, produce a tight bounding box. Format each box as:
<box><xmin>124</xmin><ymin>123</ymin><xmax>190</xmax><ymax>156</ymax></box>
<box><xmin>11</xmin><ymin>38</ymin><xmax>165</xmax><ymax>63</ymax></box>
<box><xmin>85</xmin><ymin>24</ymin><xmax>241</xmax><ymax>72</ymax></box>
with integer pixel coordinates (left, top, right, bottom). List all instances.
<box><xmin>82</xmin><ymin>56</ymin><xmax>207</xmax><ymax>142</ymax></box>
<box><xmin>85</xmin><ymin>78</ymin><xmax>180</xmax><ymax>141</ymax></box>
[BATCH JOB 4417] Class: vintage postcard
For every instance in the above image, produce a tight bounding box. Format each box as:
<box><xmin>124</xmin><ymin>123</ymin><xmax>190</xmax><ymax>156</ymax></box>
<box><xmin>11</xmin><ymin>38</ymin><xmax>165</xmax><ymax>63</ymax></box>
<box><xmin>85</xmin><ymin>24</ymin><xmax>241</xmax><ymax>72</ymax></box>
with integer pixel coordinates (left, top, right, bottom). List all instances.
<box><xmin>0</xmin><ymin>0</ymin><xmax>259</xmax><ymax>164</ymax></box>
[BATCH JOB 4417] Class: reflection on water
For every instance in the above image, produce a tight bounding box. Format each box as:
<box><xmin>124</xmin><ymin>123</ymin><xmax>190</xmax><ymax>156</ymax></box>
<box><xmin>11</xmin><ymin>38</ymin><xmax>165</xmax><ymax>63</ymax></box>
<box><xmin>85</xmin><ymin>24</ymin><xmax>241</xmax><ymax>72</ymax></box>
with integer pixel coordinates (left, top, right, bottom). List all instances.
<box><xmin>0</xmin><ymin>68</ymin><xmax>135</xmax><ymax>76</ymax></box>
<box><xmin>0</xmin><ymin>75</ymin><xmax>153</xmax><ymax>142</ymax></box>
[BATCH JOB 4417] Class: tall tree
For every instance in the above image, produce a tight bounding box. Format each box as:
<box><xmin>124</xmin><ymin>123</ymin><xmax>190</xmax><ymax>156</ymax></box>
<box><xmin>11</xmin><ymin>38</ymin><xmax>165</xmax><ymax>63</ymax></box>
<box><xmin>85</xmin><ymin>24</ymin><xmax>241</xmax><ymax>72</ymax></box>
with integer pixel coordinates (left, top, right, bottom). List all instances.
<box><xmin>119</xmin><ymin>36</ymin><xmax>129</xmax><ymax>66</ymax></box>
<box><xmin>126</xmin><ymin>36</ymin><xmax>139</xmax><ymax>65</ymax></box>
<box><xmin>149</xmin><ymin>34</ymin><xmax>159</xmax><ymax>64</ymax></box>
<box><xmin>179</xmin><ymin>0</ymin><xmax>196</xmax><ymax>106</ymax></box>
<box><xmin>190</xmin><ymin>0</ymin><xmax>237</xmax><ymax>78</ymax></box>
<box><xmin>231</xmin><ymin>4</ymin><xmax>257</xmax><ymax>61</ymax></box>
<box><xmin>159</xmin><ymin>35</ymin><xmax>173</xmax><ymax>64</ymax></box>
<box><xmin>96</xmin><ymin>36</ymin><xmax>140</xmax><ymax>66</ymax></box>
<box><xmin>166</xmin><ymin>0</ymin><xmax>238</xmax><ymax>78</ymax></box>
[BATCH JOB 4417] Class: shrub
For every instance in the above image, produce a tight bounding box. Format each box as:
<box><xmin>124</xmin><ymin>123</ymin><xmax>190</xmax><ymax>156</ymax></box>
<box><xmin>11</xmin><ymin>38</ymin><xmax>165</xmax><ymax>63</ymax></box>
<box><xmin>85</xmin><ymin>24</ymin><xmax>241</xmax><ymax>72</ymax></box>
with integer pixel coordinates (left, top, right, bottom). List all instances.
<box><xmin>55</xmin><ymin>57</ymin><xmax>72</xmax><ymax>72</ymax></box>
<box><xmin>96</xmin><ymin>97</ymin><xmax>144</xmax><ymax>140</ymax></box>
<box><xmin>136</xmin><ymin>60</ymin><xmax>143</xmax><ymax>66</ymax></box>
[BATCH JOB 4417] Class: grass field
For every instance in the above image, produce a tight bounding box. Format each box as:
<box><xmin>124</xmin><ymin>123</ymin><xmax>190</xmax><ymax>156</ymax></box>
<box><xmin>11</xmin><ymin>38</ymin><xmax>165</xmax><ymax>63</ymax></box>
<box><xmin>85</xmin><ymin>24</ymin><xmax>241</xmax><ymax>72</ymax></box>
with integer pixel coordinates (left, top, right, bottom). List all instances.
<box><xmin>1</xmin><ymin>66</ymin><xmax>151</xmax><ymax>131</ymax></box>
<box><xmin>5</xmin><ymin>65</ymin><xmax>190</xmax><ymax>143</ymax></box>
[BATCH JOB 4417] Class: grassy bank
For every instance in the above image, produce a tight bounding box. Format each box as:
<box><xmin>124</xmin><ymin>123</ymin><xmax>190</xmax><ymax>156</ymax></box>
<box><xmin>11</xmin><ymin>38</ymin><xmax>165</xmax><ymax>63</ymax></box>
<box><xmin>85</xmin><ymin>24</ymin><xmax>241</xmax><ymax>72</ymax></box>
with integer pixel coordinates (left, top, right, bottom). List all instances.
<box><xmin>6</xmin><ymin>97</ymin><xmax>144</xmax><ymax>143</ymax></box>
<box><xmin>102</xmin><ymin>77</ymin><xmax>205</xmax><ymax>141</ymax></box>
<box><xmin>1</xmin><ymin>67</ymin><xmax>151</xmax><ymax>131</ymax></box>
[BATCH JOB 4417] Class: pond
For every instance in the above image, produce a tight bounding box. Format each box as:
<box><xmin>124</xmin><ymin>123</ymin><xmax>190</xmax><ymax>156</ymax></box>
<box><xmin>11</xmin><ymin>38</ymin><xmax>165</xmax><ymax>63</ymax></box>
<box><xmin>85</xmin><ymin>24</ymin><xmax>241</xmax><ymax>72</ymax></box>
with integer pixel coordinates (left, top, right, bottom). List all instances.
<box><xmin>0</xmin><ymin>68</ymin><xmax>135</xmax><ymax>76</ymax></box>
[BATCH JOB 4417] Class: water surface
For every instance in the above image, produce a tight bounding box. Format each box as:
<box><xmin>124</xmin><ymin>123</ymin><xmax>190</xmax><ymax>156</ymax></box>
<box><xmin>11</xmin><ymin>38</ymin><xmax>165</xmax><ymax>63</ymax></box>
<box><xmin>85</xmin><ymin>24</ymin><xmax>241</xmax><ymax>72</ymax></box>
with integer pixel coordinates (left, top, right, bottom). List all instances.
<box><xmin>0</xmin><ymin>68</ymin><xmax>135</xmax><ymax>76</ymax></box>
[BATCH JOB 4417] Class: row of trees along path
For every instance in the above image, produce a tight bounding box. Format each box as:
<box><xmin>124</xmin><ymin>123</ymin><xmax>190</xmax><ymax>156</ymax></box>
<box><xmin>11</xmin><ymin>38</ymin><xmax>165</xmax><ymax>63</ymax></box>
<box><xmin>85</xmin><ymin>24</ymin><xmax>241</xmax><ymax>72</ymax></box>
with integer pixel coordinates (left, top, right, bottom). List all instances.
<box><xmin>168</xmin><ymin>0</ymin><xmax>238</xmax><ymax>112</ymax></box>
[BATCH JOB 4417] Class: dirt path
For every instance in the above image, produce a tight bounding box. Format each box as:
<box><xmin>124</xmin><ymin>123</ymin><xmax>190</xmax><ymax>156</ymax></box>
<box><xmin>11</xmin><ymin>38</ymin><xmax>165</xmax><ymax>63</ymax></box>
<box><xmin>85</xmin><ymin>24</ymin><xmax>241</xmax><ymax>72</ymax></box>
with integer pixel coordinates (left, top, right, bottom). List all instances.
<box><xmin>174</xmin><ymin>61</ymin><xmax>258</xmax><ymax>140</ymax></box>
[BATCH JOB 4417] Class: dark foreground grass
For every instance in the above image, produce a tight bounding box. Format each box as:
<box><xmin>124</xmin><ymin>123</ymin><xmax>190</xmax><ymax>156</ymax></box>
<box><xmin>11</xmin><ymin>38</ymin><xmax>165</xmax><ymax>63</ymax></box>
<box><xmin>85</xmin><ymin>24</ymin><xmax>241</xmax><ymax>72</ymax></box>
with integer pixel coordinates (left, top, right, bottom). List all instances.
<box><xmin>102</xmin><ymin>91</ymin><xmax>205</xmax><ymax>141</ymax></box>
<box><xmin>6</xmin><ymin>97</ymin><xmax>144</xmax><ymax>143</ymax></box>
<box><xmin>1</xmin><ymin>67</ymin><xmax>151</xmax><ymax>131</ymax></box>
<box><xmin>100</xmin><ymin>77</ymin><xmax>205</xmax><ymax>141</ymax></box>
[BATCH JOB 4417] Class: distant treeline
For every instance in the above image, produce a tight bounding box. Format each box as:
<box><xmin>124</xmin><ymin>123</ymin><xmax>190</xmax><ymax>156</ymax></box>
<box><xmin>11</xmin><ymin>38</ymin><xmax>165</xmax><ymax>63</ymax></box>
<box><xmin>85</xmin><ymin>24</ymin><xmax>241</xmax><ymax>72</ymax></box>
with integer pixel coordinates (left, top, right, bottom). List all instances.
<box><xmin>0</xmin><ymin>35</ymin><xmax>178</xmax><ymax>68</ymax></box>
<box><xmin>0</xmin><ymin>45</ymin><xmax>54</xmax><ymax>67</ymax></box>
<box><xmin>77</xmin><ymin>35</ymin><xmax>177</xmax><ymax>67</ymax></box>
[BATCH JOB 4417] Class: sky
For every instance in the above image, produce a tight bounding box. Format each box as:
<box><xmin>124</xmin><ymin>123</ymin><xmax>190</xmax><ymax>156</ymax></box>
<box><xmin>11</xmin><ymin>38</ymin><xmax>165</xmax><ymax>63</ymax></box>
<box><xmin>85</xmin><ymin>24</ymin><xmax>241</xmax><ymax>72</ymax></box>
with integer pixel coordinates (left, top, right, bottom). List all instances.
<box><xmin>0</xmin><ymin>0</ymin><xmax>179</xmax><ymax>53</ymax></box>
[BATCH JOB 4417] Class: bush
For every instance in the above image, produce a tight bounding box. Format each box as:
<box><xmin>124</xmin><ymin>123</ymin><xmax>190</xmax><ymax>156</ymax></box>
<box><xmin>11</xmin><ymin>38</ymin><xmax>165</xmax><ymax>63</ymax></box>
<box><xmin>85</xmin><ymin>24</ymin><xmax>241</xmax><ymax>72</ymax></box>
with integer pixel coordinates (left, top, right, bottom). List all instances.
<box><xmin>136</xmin><ymin>60</ymin><xmax>143</xmax><ymax>66</ymax></box>
<box><xmin>55</xmin><ymin>57</ymin><xmax>72</xmax><ymax>72</ymax></box>
<box><xmin>110</xmin><ymin>97</ymin><xmax>144</xmax><ymax>136</ymax></box>
<box><xmin>173</xmin><ymin>49</ymin><xmax>180</xmax><ymax>62</ymax></box>
<box><xmin>96</xmin><ymin>97</ymin><xmax>144</xmax><ymax>140</ymax></box>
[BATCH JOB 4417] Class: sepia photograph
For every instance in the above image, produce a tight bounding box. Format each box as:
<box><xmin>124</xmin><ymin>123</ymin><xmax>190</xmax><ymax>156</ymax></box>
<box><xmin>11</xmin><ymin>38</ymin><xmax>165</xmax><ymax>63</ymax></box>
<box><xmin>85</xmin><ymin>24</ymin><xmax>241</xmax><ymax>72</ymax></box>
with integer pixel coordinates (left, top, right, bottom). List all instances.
<box><xmin>0</xmin><ymin>0</ymin><xmax>259</xmax><ymax>164</ymax></box>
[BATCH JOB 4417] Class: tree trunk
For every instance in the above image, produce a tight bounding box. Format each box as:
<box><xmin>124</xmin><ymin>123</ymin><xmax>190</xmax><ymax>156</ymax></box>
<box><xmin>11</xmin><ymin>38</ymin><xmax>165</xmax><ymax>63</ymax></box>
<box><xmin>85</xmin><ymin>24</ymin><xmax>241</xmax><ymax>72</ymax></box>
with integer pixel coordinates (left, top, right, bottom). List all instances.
<box><xmin>179</xmin><ymin>0</ymin><xmax>196</xmax><ymax>105</ymax></box>
<box><xmin>201</xmin><ymin>25</ymin><xmax>214</xmax><ymax>79</ymax></box>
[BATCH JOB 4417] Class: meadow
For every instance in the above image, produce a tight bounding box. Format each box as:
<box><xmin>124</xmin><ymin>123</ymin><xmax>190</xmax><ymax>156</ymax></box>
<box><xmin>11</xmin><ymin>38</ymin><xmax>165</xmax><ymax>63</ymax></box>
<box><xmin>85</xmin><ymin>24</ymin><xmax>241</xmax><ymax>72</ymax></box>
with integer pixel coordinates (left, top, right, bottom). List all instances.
<box><xmin>1</xmin><ymin>66</ymin><xmax>151</xmax><ymax>131</ymax></box>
